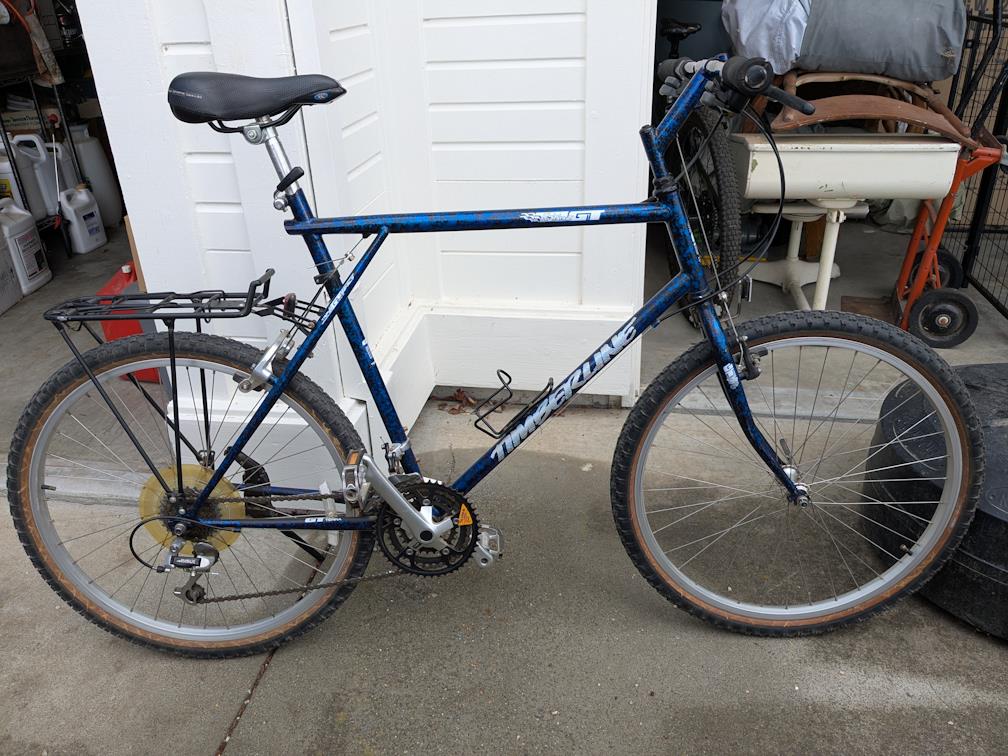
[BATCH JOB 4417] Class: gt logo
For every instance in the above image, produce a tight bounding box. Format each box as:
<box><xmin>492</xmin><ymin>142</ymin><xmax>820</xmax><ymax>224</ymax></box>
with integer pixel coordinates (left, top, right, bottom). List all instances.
<box><xmin>520</xmin><ymin>210</ymin><xmax>605</xmax><ymax>223</ymax></box>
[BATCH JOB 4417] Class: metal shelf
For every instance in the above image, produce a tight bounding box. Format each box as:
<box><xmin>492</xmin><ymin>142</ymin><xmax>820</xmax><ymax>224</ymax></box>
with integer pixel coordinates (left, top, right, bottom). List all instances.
<box><xmin>1</xmin><ymin>73</ymin><xmax>82</xmax><ymax>257</ymax></box>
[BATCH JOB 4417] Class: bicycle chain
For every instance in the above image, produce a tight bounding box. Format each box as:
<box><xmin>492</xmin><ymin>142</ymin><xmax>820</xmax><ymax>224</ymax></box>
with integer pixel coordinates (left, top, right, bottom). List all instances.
<box><xmin>202</xmin><ymin>491</ymin><xmax>336</xmax><ymax>505</ymax></box>
<box><xmin>195</xmin><ymin>567</ymin><xmax>405</xmax><ymax>604</ymax></box>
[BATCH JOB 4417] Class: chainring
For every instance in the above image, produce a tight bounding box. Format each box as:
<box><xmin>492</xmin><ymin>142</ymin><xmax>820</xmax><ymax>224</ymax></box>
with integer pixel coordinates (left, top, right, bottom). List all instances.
<box><xmin>376</xmin><ymin>481</ymin><xmax>478</xmax><ymax>576</ymax></box>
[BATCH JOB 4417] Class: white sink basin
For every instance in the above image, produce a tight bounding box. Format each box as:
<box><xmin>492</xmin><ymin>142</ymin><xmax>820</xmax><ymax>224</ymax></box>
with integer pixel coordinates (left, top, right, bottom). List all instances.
<box><xmin>729</xmin><ymin>133</ymin><xmax>961</xmax><ymax>201</ymax></box>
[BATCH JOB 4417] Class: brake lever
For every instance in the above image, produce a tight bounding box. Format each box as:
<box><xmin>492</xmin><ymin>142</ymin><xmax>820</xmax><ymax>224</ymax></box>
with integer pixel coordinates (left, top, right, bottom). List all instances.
<box><xmin>766</xmin><ymin>85</ymin><xmax>816</xmax><ymax>116</ymax></box>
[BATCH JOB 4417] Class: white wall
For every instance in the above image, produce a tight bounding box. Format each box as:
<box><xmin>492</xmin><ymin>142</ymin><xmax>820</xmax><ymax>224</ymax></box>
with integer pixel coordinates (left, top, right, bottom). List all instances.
<box><xmin>78</xmin><ymin>0</ymin><xmax>656</xmax><ymax>453</ymax></box>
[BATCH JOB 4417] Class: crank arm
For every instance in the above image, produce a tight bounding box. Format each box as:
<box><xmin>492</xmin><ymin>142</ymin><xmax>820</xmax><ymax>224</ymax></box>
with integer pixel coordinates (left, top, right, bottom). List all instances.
<box><xmin>359</xmin><ymin>453</ymin><xmax>453</xmax><ymax>548</ymax></box>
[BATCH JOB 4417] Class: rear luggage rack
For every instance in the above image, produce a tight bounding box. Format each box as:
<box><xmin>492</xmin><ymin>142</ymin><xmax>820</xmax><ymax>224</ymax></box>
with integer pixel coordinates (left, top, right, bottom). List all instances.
<box><xmin>474</xmin><ymin>369</ymin><xmax>554</xmax><ymax>439</ymax></box>
<box><xmin>44</xmin><ymin>269</ymin><xmax>275</xmax><ymax>323</ymax></box>
<box><xmin>253</xmin><ymin>292</ymin><xmax>327</xmax><ymax>336</ymax></box>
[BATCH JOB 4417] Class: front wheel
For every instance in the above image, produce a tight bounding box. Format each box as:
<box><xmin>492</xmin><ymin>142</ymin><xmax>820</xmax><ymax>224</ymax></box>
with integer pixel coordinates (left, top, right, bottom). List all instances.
<box><xmin>611</xmin><ymin>311</ymin><xmax>983</xmax><ymax>635</ymax></box>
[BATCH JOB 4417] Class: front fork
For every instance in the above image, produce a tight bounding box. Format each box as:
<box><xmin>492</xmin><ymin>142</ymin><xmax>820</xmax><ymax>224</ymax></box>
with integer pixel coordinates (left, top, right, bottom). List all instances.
<box><xmin>695</xmin><ymin>301</ymin><xmax>802</xmax><ymax>502</ymax></box>
<box><xmin>662</xmin><ymin>204</ymin><xmax>801</xmax><ymax>503</ymax></box>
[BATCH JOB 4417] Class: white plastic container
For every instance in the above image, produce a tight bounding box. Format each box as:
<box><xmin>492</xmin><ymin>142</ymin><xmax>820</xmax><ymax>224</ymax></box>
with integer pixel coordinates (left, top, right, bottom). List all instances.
<box><xmin>59</xmin><ymin>186</ymin><xmax>106</xmax><ymax>254</ymax></box>
<box><xmin>729</xmin><ymin>133</ymin><xmax>962</xmax><ymax>201</ymax></box>
<box><xmin>12</xmin><ymin>134</ymin><xmax>79</xmax><ymax>216</ymax></box>
<box><xmin>70</xmin><ymin>124</ymin><xmax>123</xmax><ymax>228</ymax></box>
<box><xmin>0</xmin><ymin>143</ymin><xmax>47</xmax><ymax>221</ymax></box>
<box><xmin>0</xmin><ymin>237</ymin><xmax>21</xmax><ymax>316</ymax></box>
<box><xmin>0</xmin><ymin>198</ymin><xmax>50</xmax><ymax>294</ymax></box>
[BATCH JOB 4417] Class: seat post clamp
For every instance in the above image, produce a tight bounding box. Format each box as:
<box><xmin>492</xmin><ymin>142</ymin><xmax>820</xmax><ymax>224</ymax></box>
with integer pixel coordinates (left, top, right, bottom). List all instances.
<box><xmin>242</xmin><ymin>123</ymin><xmax>266</xmax><ymax>145</ymax></box>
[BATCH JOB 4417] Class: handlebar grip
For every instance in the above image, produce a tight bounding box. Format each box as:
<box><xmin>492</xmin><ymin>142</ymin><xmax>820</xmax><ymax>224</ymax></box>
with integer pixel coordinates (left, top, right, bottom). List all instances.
<box><xmin>767</xmin><ymin>85</ymin><xmax>816</xmax><ymax>116</ymax></box>
<box><xmin>656</xmin><ymin>58</ymin><xmax>681</xmax><ymax>84</ymax></box>
<box><xmin>656</xmin><ymin>57</ymin><xmax>693</xmax><ymax>85</ymax></box>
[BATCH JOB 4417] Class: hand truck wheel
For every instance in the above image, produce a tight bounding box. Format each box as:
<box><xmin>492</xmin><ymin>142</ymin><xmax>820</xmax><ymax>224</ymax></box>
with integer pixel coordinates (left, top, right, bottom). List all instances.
<box><xmin>907</xmin><ymin>288</ymin><xmax>979</xmax><ymax>348</ymax></box>
<box><xmin>910</xmin><ymin>246</ymin><xmax>965</xmax><ymax>289</ymax></box>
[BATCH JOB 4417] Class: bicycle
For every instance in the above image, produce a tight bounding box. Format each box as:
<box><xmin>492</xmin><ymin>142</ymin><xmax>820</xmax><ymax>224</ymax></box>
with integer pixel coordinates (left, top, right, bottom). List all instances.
<box><xmin>6</xmin><ymin>57</ymin><xmax>984</xmax><ymax>657</ymax></box>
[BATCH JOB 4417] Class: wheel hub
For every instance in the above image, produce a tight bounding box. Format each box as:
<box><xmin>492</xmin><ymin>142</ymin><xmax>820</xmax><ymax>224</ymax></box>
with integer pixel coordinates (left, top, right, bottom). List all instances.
<box><xmin>923</xmin><ymin>302</ymin><xmax>964</xmax><ymax>334</ymax></box>
<box><xmin>138</xmin><ymin>464</ymin><xmax>243</xmax><ymax>554</ymax></box>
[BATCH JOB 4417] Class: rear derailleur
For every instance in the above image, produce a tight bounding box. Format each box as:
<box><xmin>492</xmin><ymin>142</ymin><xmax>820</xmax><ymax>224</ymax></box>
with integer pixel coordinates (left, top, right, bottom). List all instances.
<box><xmin>157</xmin><ymin>532</ymin><xmax>220</xmax><ymax>605</ymax></box>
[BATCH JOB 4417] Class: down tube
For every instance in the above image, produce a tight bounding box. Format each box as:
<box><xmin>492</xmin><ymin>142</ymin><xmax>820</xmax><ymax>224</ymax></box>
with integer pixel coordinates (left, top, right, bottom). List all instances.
<box><xmin>450</xmin><ymin>272</ymin><xmax>694</xmax><ymax>495</ymax></box>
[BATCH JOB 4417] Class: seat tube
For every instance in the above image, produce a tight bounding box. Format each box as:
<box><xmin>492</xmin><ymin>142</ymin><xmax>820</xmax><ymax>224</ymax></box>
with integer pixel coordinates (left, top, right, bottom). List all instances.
<box><xmin>260</xmin><ymin>126</ymin><xmax>419</xmax><ymax>474</ymax></box>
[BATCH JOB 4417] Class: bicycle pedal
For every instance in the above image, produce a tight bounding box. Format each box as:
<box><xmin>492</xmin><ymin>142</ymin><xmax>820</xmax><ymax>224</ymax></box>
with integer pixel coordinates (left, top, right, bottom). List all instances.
<box><xmin>474</xmin><ymin>525</ymin><xmax>503</xmax><ymax>568</ymax></box>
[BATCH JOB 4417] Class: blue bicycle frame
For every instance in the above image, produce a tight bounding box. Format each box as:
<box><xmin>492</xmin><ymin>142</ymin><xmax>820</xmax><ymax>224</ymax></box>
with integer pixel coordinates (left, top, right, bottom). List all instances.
<box><xmin>192</xmin><ymin>65</ymin><xmax>799</xmax><ymax>529</ymax></box>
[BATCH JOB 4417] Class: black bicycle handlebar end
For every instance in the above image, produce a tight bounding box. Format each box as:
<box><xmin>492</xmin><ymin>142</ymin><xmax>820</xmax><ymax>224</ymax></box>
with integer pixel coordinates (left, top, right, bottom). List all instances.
<box><xmin>767</xmin><ymin>85</ymin><xmax>816</xmax><ymax>116</ymax></box>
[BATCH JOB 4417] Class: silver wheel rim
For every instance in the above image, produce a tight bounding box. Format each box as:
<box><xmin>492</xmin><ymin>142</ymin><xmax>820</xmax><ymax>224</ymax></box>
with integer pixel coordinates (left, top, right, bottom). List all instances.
<box><xmin>632</xmin><ymin>335</ymin><xmax>964</xmax><ymax>622</ymax></box>
<box><xmin>27</xmin><ymin>356</ymin><xmax>356</xmax><ymax>644</ymax></box>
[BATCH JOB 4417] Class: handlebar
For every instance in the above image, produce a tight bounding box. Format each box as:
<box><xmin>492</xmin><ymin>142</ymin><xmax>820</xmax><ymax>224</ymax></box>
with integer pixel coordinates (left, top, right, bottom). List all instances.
<box><xmin>663</xmin><ymin>56</ymin><xmax>816</xmax><ymax>116</ymax></box>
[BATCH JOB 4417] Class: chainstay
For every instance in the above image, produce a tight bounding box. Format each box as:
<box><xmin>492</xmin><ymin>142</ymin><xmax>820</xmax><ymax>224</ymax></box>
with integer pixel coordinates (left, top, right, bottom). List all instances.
<box><xmin>191</xmin><ymin>490</ymin><xmax>394</xmax><ymax>603</ymax></box>
<box><xmin>197</xmin><ymin>567</ymin><xmax>404</xmax><ymax>604</ymax></box>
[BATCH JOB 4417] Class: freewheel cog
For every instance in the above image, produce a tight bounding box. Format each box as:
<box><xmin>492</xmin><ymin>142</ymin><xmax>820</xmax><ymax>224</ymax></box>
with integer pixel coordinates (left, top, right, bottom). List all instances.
<box><xmin>376</xmin><ymin>481</ymin><xmax>478</xmax><ymax>576</ymax></box>
<box><xmin>138</xmin><ymin>464</ymin><xmax>243</xmax><ymax>554</ymax></box>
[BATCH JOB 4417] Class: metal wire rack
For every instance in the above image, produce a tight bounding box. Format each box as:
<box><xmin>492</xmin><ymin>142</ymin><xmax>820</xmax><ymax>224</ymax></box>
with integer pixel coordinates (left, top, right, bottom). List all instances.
<box><xmin>943</xmin><ymin>1</ymin><xmax>1008</xmax><ymax>318</ymax></box>
<box><xmin>44</xmin><ymin>269</ymin><xmax>275</xmax><ymax>323</ymax></box>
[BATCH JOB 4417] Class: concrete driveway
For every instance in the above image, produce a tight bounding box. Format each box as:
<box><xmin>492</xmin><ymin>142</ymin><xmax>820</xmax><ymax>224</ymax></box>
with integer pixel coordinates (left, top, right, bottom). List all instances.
<box><xmin>1</xmin><ymin>237</ymin><xmax>1006</xmax><ymax>754</ymax></box>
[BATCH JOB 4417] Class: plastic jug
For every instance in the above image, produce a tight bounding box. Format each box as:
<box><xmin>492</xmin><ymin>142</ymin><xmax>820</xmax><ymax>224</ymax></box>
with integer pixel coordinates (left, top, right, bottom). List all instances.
<box><xmin>0</xmin><ymin>239</ymin><xmax>21</xmax><ymax>316</ymax></box>
<box><xmin>0</xmin><ymin>198</ymin><xmax>50</xmax><ymax>294</ymax></box>
<box><xmin>59</xmin><ymin>185</ymin><xmax>106</xmax><ymax>254</ymax></box>
<box><xmin>0</xmin><ymin>141</ymin><xmax>47</xmax><ymax>221</ymax></box>
<box><xmin>13</xmin><ymin>134</ymin><xmax>79</xmax><ymax>216</ymax></box>
<box><xmin>69</xmin><ymin>124</ymin><xmax>123</xmax><ymax>227</ymax></box>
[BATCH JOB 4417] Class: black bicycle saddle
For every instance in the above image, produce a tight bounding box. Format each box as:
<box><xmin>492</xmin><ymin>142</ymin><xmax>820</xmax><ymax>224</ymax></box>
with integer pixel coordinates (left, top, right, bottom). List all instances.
<box><xmin>168</xmin><ymin>72</ymin><xmax>345</xmax><ymax>124</ymax></box>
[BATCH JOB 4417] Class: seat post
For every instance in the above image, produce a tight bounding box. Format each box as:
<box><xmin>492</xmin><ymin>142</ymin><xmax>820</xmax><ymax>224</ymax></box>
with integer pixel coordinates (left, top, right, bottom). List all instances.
<box><xmin>242</xmin><ymin>117</ymin><xmax>305</xmax><ymax>207</ymax></box>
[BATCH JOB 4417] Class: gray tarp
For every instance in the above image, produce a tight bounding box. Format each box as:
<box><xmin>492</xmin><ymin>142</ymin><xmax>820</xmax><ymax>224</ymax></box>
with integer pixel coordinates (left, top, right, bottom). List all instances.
<box><xmin>722</xmin><ymin>0</ymin><xmax>967</xmax><ymax>82</ymax></box>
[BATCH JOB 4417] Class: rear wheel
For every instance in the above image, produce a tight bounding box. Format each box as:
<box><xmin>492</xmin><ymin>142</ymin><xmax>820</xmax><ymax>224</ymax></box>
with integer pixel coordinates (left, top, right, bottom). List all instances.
<box><xmin>7</xmin><ymin>332</ymin><xmax>373</xmax><ymax>657</ymax></box>
<box><xmin>611</xmin><ymin>311</ymin><xmax>982</xmax><ymax>635</ymax></box>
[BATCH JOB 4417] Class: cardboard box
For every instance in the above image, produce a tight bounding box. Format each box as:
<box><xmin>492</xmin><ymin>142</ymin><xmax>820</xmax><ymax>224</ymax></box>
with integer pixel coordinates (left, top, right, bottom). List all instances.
<box><xmin>77</xmin><ymin>99</ymin><xmax>102</xmax><ymax>120</ymax></box>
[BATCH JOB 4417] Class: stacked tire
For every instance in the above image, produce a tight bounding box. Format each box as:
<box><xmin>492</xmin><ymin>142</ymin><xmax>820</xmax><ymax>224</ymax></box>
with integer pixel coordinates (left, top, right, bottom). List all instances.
<box><xmin>867</xmin><ymin>364</ymin><xmax>1008</xmax><ymax>638</ymax></box>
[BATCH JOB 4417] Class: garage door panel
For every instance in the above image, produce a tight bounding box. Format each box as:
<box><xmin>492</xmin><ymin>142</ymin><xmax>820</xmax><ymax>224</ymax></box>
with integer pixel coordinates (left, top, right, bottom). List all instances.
<box><xmin>151</xmin><ymin>0</ymin><xmax>211</xmax><ymax>43</ymax></box>
<box><xmin>438</xmin><ymin>227</ymin><xmax>582</xmax><ymax>254</ymax></box>
<box><xmin>423</xmin><ymin>0</ymin><xmax>586</xmax><ymax>19</ymax></box>
<box><xmin>440</xmin><ymin>251</ymin><xmax>580</xmax><ymax>304</ymax></box>
<box><xmin>183</xmin><ymin>154</ymin><xmax>241</xmax><ymax>204</ymax></box>
<box><xmin>316</xmin><ymin>2</ymin><xmax>368</xmax><ymax>32</ymax></box>
<box><xmin>194</xmin><ymin>203</ymin><xmax>250</xmax><ymax>251</ymax></box>
<box><xmin>337</xmin><ymin>74</ymin><xmax>380</xmax><ymax>131</ymax></box>
<box><xmin>429</xmin><ymin>103</ymin><xmax>585</xmax><ymax>143</ymax></box>
<box><xmin>432</xmin><ymin>144</ymin><xmax>584</xmax><ymax>181</ymax></box>
<box><xmin>425</xmin><ymin>65</ymin><xmax>585</xmax><ymax>104</ymax></box>
<box><xmin>434</xmin><ymin>179</ymin><xmax>582</xmax><ymax>210</ymax></box>
<box><xmin>326</xmin><ymin>29</ymin><xmax>374</xmax><ymax>80</ymax></box>
<box><xmin>423</xmin><ymin>17</ymin><xmax>585</xmax><ymax>63</ymax></box>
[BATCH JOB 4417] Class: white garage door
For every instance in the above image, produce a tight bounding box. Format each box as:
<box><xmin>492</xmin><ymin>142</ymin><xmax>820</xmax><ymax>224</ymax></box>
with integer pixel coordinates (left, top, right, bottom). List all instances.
<box><xmin>79</xmin><ymin>0</ymin><xmax>656</xmax><ymax>454</ymax></box>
